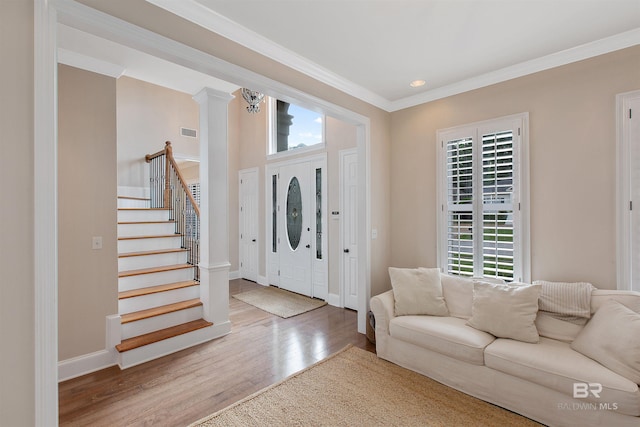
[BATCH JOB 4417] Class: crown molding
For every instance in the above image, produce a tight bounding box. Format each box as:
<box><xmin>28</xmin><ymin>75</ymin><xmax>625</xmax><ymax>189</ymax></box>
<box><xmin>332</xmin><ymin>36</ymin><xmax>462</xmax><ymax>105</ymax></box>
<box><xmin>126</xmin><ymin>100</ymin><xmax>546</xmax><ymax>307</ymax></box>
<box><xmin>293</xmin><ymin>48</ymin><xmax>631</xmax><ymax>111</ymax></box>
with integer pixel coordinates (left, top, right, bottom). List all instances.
<box><xmin>390</xmin><ymin>28</ymin><xmax>640</xmax><ymax>112</ymax></box>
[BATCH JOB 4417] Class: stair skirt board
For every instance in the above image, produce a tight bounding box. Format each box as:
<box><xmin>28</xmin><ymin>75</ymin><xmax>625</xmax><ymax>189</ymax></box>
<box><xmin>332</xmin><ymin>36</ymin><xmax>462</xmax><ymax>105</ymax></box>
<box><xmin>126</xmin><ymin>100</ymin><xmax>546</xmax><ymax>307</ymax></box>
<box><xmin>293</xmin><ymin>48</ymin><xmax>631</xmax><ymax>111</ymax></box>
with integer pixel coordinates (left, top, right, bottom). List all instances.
<box><xmin>117</xmin><ymin>222</ymin><xmax>176</xmax><ymax>237</ymax></box>
<box><xmin>121</xmin><ymin>305</ymin><xmax>203</xmax><ymax>340</ymax></box>
<box><xmin>117</xmin><ymin>208</ymin><xmax>170</xmax><ymax>222</ymax></box>
<box><xmin>118</xmin><ymin>235</ymin><xmax>183</xmax><ymax>253</ymax></box>
<box><xmin>118</xmin><ymin>266</ymin><xmax>195</xmax><ymax>291</ymax></box>
<box><xmin>118</xmin><ymin>285</ymin><xmax>200</xmax><ymax>315</ymax></box>
<box><xmin>118</xmin><ymin>250</ymin><xmax>189</xmax><ymax>271</ymax></box>
<box><xmin>117</xmin><ymin>321</ymin><xmax>231</xmax><ymax>369</ymax></box>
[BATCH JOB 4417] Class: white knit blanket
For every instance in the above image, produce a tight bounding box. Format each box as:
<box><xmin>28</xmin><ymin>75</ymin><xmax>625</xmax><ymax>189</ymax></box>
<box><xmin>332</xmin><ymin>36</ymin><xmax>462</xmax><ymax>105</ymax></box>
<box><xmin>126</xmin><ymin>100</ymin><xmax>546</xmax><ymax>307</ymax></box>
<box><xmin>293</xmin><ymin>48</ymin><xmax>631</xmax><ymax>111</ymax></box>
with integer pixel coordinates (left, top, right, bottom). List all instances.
<box><xmin>533</xmin><ymin>280</ymin><xmax>596</xmax><ymax>325</ymax></box>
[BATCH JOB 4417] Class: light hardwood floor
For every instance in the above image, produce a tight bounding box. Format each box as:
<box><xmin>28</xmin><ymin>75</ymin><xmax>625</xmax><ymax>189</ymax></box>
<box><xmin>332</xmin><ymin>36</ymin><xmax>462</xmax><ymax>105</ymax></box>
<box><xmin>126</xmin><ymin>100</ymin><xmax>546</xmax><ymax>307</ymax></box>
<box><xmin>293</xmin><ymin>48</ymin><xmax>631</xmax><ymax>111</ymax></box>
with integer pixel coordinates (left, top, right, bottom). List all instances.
<box><xmin>59</xmin><ymin>279</ymin><xmax>375</xmax><ymax>426</ymax></box>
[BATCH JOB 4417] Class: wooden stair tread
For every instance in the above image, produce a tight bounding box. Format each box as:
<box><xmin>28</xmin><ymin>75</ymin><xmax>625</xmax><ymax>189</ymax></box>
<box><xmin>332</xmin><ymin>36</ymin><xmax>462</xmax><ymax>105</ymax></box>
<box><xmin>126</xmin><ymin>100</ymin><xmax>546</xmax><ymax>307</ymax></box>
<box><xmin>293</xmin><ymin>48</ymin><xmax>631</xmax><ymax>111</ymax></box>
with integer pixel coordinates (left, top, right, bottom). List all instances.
<box><xmin>119</xmin><ymin>281</ymin><xmax>199</xmax><ymax>300</ymax></box>
<box><xmin>119</xmin><ymin>248</ymin><xmax>189</xmax><ymax>258</ymax></box>
<box><xmin>121</xmin><ymin>298</ymin><xmax>202</xmax><ymax>324</ymax></box>
<box><xmin>118</xmin><ymin>234</ymin><xmax>182</xmax><ymax>241</ymax></box>
<box><xmin>118</xmin><ymin>220</ymin><xmax>175</xmax><ymax>224</ymax></box>
<box><xmin>119</xmin><ymin>263</ymin><xmax>194</xmax><ymax>278</ymax></box>
<box><xmin>117</xmin><ymin>196</ymin><xmax>150</xmax><ymax>201</ymax></box>
<box><xmin>115</xmin><ymin>319</ymin><xmax>212</xmax><ymax>353</ymax></box>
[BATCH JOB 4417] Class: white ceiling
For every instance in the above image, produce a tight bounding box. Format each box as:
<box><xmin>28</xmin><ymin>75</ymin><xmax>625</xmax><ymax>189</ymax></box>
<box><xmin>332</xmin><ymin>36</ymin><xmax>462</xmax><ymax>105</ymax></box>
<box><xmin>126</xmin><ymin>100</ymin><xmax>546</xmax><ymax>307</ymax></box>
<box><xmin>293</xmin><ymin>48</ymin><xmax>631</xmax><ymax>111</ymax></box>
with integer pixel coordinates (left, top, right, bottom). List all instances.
<box><xmin>59</xmin><ymin>0</ymin><xmax>640</xmax><ymax>112</ymax></box>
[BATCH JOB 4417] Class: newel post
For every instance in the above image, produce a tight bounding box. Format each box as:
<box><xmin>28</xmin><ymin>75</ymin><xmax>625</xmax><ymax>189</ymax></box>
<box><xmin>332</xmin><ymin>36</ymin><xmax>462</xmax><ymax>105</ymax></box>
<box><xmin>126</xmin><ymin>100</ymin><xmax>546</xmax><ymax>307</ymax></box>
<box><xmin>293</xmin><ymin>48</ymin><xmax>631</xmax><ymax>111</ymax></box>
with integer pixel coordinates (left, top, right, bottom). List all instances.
<box><xmin>193</xmin><ymin>88</ymin><xmax>234</xmax><ymax>333</ymax></box>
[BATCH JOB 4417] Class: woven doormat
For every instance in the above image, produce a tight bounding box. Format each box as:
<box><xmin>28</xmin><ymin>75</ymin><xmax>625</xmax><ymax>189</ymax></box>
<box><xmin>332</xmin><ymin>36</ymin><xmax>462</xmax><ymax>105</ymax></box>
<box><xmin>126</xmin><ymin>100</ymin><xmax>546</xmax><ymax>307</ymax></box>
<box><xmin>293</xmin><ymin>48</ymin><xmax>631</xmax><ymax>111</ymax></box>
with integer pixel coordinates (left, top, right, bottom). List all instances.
<box><xmin>232</xmin><ymin>286</ymin><xmax>327</xmax><ymax>318</ymax></box>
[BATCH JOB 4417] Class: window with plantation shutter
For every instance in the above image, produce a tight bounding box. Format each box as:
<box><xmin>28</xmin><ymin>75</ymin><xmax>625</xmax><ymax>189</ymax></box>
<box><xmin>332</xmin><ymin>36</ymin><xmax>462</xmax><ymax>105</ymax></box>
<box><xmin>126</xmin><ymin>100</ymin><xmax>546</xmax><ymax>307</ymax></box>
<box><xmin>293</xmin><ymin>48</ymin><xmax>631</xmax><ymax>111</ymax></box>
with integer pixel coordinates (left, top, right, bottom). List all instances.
<box><xmin>437</xmin><ymin>114</ymin><xmax>530</xmax><ymax>282</ymax></box>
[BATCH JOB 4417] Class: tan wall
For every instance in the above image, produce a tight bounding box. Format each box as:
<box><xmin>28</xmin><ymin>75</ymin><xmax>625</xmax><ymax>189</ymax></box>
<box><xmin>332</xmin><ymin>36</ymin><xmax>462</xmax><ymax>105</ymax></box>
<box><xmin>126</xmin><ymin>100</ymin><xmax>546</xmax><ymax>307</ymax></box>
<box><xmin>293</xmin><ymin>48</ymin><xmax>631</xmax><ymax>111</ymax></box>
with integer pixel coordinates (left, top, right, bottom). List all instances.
<box><xmin>390</xmin><ymin>46</ymin><xmax>640</xmax><ymax>289</ymax></box>
<box><xmin>117</xmin><ymin>76</ymin><xmax>200</xmax><ymax>188</ymax></box>
<box><xmin>0</xmin><ymin>1</ymin><xmax>35</xmax><ymax>423</ymax></box>
<box><xmin>58</xmin><ymin>65</ymin><xmax>119</xmax><ymax>360</ymax></box>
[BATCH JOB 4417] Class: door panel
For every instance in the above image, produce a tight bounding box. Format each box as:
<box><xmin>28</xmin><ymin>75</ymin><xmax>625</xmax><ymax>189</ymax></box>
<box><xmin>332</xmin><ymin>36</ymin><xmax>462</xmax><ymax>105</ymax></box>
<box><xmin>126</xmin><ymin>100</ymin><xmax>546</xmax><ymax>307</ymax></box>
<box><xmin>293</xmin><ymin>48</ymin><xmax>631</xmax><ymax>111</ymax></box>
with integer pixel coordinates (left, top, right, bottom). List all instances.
<box><xmin>278</xmin><ymin>162</ymin><xmax>312</xmax><ymax>296</ymax></box>
<box><xmin>239</xmin><ymin>169</ymin><xmax>258</xmax><ymax>282</ymax></box>
<box><xmin>341</xmin><ymin>150</ymin><xmax>358</xmax><ymax>310</ymax></box>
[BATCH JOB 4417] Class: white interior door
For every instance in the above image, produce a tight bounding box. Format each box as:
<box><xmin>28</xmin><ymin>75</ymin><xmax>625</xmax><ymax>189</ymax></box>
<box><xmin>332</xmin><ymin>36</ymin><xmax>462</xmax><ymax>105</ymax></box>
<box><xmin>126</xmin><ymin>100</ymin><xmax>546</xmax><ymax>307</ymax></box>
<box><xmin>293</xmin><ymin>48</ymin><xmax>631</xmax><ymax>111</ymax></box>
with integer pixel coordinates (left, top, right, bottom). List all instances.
<box><xmin>278</xmin><ymin>162</ymin><xmax>312</xmax><ymax>296</ymax></box>
<box><xmin>239</xmin><ymin>168</ymin><xmax>258</xmax><ymax>282</ymax></box>
<box><xmin>341</xmin><ymin>149</ymin><xmax>358</xmax><ymax>310</ymax></box>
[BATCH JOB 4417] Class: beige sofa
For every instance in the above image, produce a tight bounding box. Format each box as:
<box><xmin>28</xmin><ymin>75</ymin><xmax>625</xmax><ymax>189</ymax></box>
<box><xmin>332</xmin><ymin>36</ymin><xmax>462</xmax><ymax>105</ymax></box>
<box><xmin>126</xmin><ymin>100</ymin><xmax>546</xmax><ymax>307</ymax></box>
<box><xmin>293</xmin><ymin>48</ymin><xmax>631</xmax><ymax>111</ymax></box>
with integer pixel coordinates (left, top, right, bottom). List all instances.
<box><xmin>370</xmin><ymin>274</ymin><xmax>640</xmax><ymax>427</ymax></box>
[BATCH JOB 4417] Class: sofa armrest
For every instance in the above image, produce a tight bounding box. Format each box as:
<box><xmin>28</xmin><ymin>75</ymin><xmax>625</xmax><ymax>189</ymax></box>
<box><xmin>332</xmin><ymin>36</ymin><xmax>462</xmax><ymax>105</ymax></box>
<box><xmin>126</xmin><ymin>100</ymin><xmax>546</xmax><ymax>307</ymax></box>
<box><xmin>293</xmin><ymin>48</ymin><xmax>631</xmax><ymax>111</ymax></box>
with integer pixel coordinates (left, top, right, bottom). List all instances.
<box><xmin>370</xmin><ymin>290</ymin><xmax>395</xmax><ymax>336</ymax></box>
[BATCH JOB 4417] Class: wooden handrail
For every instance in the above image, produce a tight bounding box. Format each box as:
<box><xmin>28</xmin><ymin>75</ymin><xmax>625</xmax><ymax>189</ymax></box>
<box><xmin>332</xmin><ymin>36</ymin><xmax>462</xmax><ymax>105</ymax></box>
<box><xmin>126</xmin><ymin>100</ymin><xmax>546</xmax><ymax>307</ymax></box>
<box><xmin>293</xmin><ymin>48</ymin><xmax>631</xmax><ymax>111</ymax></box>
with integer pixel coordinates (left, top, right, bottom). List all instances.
<box><xmin>166</xmin><ymin>146</ymin><xmax>201</xmax><ymax>218</ymax></box>
<box><xmin>146</xmin><ymin>141</ymin><xmax>200</xmax><ymax>217</ymax></box>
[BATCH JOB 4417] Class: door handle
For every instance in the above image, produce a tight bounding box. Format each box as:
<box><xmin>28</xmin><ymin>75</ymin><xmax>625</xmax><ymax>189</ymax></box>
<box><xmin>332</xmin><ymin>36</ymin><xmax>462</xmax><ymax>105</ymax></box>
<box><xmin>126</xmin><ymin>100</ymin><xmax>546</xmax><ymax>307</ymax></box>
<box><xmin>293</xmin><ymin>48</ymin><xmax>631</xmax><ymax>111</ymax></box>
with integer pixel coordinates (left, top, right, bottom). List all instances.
<box><xmin>252</xmin><ymin>239</ymin><xmax>256</xmax><ymax>242</ymax></box>
<box><xmin>344</xmin><ymin>249</ymin><xmax>350</xmax><ymax>253</ymax></box>
<box><xmin>306</xmin><ymin>244</ymin><xmax>311</xmax><ymax>248</ymax></box>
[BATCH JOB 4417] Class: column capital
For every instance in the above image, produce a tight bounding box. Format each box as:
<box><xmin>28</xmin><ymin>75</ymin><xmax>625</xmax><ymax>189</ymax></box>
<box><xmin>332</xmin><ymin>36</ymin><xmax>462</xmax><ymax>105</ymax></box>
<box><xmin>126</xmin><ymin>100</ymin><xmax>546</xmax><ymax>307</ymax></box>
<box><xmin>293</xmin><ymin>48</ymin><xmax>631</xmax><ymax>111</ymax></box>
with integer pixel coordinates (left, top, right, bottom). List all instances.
<box><xmin>193</xmin><ymin>87</ymin><xmax>235</xmax><ymax>105</ymax></box>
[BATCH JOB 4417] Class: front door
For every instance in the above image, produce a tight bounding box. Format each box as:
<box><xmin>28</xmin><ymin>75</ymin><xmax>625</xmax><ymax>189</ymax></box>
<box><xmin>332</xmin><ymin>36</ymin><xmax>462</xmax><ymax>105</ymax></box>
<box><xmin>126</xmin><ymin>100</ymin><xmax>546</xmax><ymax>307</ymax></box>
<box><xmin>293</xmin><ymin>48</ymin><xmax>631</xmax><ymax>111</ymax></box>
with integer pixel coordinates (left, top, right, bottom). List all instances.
<box><xmin>278</xmin><ymin>162</ymin><xmax>312</xmax><ymax>296</ymax></box>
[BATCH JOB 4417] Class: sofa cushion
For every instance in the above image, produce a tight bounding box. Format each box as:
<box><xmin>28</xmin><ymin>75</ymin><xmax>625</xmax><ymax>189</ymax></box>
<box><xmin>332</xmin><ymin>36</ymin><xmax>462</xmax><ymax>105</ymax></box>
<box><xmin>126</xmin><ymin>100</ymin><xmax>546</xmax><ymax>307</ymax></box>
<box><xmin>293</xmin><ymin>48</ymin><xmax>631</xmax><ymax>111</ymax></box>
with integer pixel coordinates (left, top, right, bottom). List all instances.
<box><xmin>535</xmin><ymin>311</ymin><xmax>583</xmax><ymax>342</ymax></box>
<box><xmin>571</xmin><ymin>299</ymin><xmax>640</xmax><ymax>384</ymax></box>
<box><xmin>441</xmin><ymin>274</ymin><xmax>474</xmax><ymax>319</ymax></box>
<box><xmin>389</xmin><ymin>267</ymin><xmax>449</xmax><ymax>316</ymax></box>
<box><xmin>389</xmin><ymin>315</ymin><xmax>495</xmax><ymax>365</ymax></box>
<box><xmin>485</xmin><ymin>337</ymin><xmax>640</xmax><ymax>416</ymax></box>
<box><xmin>467</xmin><ymin>282</ymin><xmax>541</xmax><ymax>343</ymax></box>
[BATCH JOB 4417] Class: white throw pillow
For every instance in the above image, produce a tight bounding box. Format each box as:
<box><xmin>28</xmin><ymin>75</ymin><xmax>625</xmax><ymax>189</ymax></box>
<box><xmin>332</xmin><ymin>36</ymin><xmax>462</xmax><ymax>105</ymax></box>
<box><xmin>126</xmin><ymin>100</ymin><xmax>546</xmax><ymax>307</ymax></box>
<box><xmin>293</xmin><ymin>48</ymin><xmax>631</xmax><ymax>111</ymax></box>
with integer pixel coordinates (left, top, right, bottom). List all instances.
<box><xmin>467</xmin><ymin>282</ymin><xmax>541</xmax><ymax>343</ymax></box>
<box><xmin>389</xmin><ymin>267</ymin><xmax>449</xmax><ymax>317</ymax></box>
<box><xmin>441</xmin><ymin>273</ymin><xmax>474</xmax><ymax>319</ymax></box>
<box><xmin>571</xmin><ymin>299</ymin><xmax>640</xmax><ymax>384</ymax></box>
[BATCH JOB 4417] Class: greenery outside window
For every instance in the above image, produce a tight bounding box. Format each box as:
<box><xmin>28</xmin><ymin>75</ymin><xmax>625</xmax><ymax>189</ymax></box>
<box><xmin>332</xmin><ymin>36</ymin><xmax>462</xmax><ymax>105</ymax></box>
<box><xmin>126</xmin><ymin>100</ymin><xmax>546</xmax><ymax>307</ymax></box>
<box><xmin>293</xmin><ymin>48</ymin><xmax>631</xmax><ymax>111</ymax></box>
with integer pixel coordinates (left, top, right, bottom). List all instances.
<box><xmin>437</xmin><ymin>113</ymin><xmax>530</xmax><ymax>282</ymax></box>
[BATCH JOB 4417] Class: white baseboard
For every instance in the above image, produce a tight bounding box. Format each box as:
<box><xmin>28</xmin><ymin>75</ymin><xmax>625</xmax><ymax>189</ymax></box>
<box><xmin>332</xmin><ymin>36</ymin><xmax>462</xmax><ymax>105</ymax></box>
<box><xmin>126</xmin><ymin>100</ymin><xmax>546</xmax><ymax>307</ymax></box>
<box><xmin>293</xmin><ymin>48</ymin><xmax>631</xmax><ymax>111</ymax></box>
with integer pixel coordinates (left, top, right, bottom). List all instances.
<box><xmin>59</xmin><ymin>314</ymin><xmax>121</xmax><ymax>382</ymax></box>
<box><xmin>258</xmin><ymin>275</ymin><xmax>268</xmax><ymax>286</ymax></box>
<box><xmin>327</xmin><ymin>293</ymin><xmax>341</xmax><ymax>307</ymax></box>
<box><xmin>228</xmin><ymin>270</ymin><xmax>240</xmax><ymax>280</ymax></box>
<box><xmin>58</xmin><ymin>349</ymin><xmax>116</xmax><ymax>382</ymax></box>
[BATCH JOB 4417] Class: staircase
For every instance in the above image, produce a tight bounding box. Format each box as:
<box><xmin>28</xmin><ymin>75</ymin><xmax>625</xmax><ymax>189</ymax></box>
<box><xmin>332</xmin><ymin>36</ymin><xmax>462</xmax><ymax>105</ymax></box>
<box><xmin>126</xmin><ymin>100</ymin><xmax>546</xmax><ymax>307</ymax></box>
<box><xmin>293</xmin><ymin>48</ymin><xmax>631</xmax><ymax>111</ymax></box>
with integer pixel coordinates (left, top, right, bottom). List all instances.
<box><xmin>115</xmin><ymin>195</ymin><xmax>213</xmax><ymax>369</ymax></box>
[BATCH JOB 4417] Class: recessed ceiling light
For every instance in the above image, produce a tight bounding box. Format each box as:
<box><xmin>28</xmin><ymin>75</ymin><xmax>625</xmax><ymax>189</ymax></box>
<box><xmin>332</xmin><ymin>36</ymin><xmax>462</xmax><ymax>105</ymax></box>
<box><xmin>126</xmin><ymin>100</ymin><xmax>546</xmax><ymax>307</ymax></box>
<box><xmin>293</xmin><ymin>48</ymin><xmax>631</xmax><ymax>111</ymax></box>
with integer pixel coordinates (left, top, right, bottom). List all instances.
<box><xmin>410</xmin><ymin>80</ymin><xmax>426</xmax><ymax>88</ymax></box>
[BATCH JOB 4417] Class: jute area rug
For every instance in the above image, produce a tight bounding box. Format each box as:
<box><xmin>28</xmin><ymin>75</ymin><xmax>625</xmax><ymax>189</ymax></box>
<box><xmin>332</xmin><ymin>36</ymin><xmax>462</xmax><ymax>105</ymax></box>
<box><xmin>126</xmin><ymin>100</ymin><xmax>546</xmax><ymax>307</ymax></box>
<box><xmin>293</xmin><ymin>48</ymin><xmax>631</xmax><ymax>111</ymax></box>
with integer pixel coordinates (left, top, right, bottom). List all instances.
<box><xmin>190</xmin><ymin>345</ymin><xmax>541</xmax><ymax>427</ymax></box>
<box><xmin>232</xmin><ymin>286</ymin><xmax>327</xmax><ymax>318</ymax></box>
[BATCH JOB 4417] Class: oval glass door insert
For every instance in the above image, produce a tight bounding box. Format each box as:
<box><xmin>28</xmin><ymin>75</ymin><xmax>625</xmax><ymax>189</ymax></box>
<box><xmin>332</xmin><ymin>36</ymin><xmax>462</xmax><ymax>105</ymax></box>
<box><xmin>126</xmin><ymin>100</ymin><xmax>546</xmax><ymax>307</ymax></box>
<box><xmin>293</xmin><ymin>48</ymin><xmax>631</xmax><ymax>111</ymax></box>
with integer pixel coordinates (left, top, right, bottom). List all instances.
<box><xmin>286</xmin><ymin>176</ymin><xmax>303</xmax><ymax>250</ymax></box>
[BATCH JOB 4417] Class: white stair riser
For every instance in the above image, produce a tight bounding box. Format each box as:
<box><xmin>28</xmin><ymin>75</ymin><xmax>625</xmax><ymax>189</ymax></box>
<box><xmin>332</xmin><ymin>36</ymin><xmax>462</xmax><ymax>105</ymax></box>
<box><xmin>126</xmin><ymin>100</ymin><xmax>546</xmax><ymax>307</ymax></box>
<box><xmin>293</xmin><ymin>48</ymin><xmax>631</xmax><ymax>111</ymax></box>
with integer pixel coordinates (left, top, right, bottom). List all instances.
<box><xmin>117</xmin><ymin>209</ymin><xmax>171</xmax><ymax>222</ymax></box>
<box><xmin>119</xmin><ymin>267</ymin><xmax>195</xmax><ymax>291</ymax></box>
<box><xmin>117</xmin><ymin>323</ymin><xmax>231</xmax><ymax>369</ymax></box>
<box><xmin>119</xmin><ymin>286</ymin><xmax>200</xmax><ymax>314</ymax></box>
<box><xmin>118</xmin><ymin>222</ymin><xmax>176</xmax><ymax>237</ymax></box>
<box><xmin>121</xmin><ymin>306</ymin><xmax>203</xmax><ymax>340</ymax></box>
<box><xmin>117</xmin><ymin>199</ymin><xmax>150</xmax><ymax>209</ymax></box>
<box><xmin>118</xmin><ymin>251</ymin><xmax>188</xmax><ymax>271</ymax></box>
<box><xmin>118</xmin><ymin>236</ymin><xmax>182</xmax><ymax>253</ymax></box>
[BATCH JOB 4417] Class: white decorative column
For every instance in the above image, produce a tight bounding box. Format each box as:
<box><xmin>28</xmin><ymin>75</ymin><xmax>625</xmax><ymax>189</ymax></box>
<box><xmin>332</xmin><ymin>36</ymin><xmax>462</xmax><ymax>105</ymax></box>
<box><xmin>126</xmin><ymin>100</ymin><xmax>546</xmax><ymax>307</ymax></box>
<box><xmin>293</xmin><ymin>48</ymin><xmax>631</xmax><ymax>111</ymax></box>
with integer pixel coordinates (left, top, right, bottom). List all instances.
<box><xmin>193</xmin><ymin>88</ymin><xmax>234</xmax><ymax>335</ymax></box>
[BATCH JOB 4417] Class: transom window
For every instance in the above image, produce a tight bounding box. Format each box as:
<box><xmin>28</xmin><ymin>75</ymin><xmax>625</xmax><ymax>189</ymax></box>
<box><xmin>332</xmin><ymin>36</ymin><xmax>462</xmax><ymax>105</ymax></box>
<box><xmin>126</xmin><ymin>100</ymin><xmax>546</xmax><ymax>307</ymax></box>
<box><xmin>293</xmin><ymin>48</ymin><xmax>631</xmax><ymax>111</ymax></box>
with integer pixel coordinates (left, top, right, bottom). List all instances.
<box><xmin>269</xmin><ymin>98</ymin><xmax>324</xmax><ymax>156</ymax></box>
<box><xmin>437</xmin><ymin>113</ymin><xmax>530</xmax><ymax>282</ymax></box>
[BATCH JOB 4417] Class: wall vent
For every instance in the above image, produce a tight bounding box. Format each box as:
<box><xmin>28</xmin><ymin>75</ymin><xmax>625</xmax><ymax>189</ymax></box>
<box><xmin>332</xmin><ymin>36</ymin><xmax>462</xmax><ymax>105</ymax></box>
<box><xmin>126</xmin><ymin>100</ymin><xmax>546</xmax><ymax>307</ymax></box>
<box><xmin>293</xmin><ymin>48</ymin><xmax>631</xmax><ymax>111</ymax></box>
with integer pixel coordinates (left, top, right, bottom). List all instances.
<box><xmin>180</xmin><ymin>127</ymin><xmax>198</xmax><ymax>138</ymax></box>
